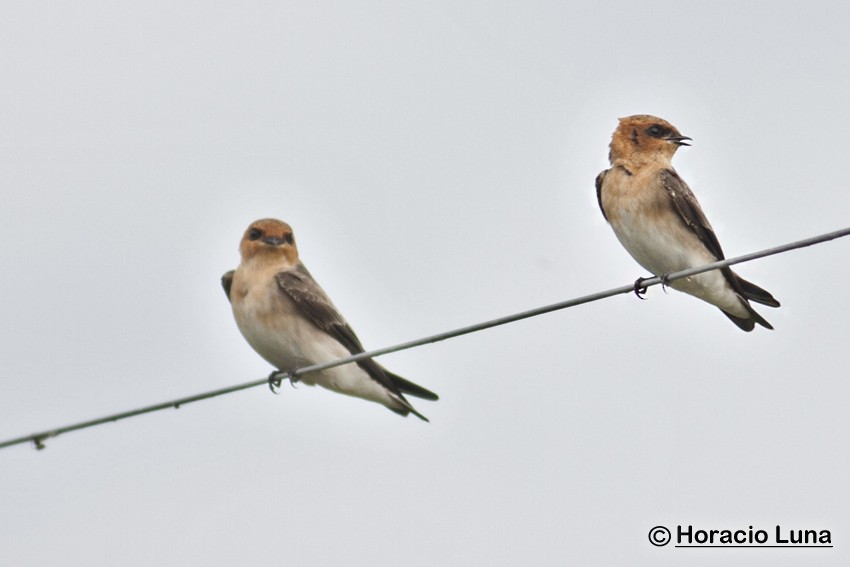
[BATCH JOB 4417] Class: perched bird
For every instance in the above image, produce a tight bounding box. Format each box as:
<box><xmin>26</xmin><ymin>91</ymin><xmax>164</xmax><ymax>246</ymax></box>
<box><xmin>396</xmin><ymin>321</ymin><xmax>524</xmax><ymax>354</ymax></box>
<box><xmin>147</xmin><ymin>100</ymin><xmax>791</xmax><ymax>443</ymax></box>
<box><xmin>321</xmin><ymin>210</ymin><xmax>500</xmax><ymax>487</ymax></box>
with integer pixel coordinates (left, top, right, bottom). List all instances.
<box><xmin>595</xmin><ymin>115</ymin><xmax>780</xmax><ymax>331</ymax></box>
<box><xmin>222</xmin><ymin>218</ymin><xmax>438</xmax><ymax>420</ymax></box>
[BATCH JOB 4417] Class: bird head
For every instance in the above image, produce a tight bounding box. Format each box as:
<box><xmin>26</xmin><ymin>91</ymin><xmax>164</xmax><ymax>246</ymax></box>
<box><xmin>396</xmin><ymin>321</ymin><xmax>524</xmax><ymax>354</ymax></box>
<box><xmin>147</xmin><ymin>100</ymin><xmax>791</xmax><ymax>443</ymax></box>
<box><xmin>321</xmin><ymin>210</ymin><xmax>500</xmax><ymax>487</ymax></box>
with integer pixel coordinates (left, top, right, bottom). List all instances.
<box><xmin>239</xmin><ymin>218</ymin><xmax>299</xmax><ymax>266</ymax></box>
<box><xmin>609</xmin><ymin>114</ymin><xmax>691</xmax><ymax>164</ymax></box>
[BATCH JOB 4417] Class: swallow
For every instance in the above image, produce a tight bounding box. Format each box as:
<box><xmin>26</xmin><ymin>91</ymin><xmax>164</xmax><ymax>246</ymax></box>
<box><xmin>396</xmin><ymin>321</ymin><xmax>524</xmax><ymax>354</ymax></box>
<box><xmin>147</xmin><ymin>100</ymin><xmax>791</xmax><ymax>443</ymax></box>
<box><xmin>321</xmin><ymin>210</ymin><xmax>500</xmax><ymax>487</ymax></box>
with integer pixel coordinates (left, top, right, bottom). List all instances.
<box><xmin>222</xmin><ymin>218</ymin><xmax>438</xmax><ymax>420</ymax></box>
<box><xmin>595</xmin><ymin>115</ymin><xmax>780</xmax><ymax>331</ymax></box>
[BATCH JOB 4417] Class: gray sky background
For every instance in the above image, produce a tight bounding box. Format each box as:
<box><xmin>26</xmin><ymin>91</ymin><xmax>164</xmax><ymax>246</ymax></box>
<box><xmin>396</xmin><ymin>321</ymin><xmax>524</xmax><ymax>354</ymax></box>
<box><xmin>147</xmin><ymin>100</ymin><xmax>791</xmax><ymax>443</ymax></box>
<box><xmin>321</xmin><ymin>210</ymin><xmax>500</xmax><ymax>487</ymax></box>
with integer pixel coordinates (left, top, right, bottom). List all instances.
<box><xmin>3</xmin><ymin>2</ymin><xmax>849</xmax><ymax>565</ymax></box>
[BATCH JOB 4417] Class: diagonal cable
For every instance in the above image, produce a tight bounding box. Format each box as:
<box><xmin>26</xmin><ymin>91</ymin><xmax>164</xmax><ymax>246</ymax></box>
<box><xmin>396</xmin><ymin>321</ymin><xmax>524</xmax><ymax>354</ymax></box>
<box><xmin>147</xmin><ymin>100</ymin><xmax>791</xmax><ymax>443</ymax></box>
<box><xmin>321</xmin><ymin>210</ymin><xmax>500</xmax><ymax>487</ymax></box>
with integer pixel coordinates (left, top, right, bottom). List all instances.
<box><xmin>2</xmin><ymin>225</ymin><xmax>849</xmax><ymax>450</ymax></box>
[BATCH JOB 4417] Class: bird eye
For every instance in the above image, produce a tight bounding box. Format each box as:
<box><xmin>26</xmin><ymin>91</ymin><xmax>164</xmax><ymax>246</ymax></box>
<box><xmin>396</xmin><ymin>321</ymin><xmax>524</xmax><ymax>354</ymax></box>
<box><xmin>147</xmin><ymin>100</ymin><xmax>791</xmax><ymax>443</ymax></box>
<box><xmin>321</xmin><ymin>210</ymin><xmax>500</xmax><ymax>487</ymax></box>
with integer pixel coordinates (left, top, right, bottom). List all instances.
<box><xmin>646</xmin><ymin>125</ymin><xmax>667</xmax><ymax>138</ymax></box>
<box><xmin>248</xmin><ymin>228</ymin><xmax>263</xmax><ymax>241</ymax></box>
<box><xmin>284</xmin><ymin>233</ymin><xmax>294</xmax><ymax>245</ymax></box>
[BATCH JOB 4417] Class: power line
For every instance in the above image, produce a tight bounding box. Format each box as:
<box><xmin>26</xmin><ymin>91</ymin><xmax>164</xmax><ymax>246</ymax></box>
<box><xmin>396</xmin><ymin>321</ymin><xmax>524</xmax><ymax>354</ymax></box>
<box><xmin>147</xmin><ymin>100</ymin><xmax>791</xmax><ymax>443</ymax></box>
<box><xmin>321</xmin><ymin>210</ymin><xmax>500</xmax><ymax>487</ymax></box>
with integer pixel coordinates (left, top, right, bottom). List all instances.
<box><xmin>3</xmin><ymin>225</ymin><xmax>849</xmax><ymax>451</ymax></box>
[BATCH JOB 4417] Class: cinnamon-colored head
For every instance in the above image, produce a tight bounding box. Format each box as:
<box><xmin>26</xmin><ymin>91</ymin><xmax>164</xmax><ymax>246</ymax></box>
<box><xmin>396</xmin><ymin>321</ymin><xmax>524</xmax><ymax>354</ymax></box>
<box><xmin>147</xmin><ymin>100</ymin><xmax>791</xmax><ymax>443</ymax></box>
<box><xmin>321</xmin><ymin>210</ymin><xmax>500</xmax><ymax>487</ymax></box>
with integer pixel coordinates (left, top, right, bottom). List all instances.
<box><xmin>239</xmin><ymin>218</ymin><xmax>299</xmax><ymax>266</ymax></box>
<box><xmin>609</xmin><ymin>115</ymin><xmax>691</xmax><ymax>165</ymax></box>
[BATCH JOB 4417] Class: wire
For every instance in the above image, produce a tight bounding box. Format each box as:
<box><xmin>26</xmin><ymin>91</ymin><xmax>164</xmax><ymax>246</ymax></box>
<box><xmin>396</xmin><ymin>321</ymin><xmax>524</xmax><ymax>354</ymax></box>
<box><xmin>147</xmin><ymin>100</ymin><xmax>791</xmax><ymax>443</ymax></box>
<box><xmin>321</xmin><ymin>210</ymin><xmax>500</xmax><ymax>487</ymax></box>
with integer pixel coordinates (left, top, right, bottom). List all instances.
<box><xmin>3</xmin><ymin>225</ymin><xmax>849</xmax><ymax>451</ymax></box>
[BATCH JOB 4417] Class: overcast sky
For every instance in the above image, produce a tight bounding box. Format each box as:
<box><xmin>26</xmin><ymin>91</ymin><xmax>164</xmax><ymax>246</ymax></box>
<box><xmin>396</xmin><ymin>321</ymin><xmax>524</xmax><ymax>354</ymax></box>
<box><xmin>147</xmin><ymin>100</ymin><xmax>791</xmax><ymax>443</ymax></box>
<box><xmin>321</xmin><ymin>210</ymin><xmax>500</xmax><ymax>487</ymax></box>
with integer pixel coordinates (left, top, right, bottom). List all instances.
<box><xmin>3</xmin><ymin>2</ymin><xmax>850</xmax><ymax>565</ymax></box>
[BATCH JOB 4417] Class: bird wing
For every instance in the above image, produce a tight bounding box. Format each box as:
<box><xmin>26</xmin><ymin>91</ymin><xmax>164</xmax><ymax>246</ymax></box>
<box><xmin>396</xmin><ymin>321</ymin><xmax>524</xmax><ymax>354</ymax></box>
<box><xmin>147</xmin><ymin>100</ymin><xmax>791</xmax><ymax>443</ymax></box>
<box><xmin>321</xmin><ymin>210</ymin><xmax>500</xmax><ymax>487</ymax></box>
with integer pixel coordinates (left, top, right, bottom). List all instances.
<box><xmin>221</xmin><ymin>270</ymin><xmax>235</xmax><ymax>302</ymax></box>
<box><xmin>595</xmin><ymin>169</ymin><xmax>608</xmax><ymax>221</ymax></box>
<box><xmin>662</xmin><ymin>169</ymin><xmax>780</xmax><ymax>324</ymax></box>
<box><xmin>275</xmin><ymin>263</ymin><xmax>401</xmax><ymax>394</ymax></box>
<box><xmin>660</xmin><ymin>168</ymin><xmax>726</xmax><ymax>261</ymax></box>
<box><xmin>659</xmin><ymin>169</ymin><xmax>766</xmax><ymax>301</ymax></box>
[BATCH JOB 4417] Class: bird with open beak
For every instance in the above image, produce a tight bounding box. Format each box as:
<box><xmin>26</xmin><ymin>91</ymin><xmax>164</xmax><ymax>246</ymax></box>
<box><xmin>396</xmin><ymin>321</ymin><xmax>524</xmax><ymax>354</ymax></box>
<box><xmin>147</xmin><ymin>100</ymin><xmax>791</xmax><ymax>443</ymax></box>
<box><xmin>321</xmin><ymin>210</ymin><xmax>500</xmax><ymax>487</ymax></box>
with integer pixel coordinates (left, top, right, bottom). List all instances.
<box><xmin>595</xmin><ymin>115</ymin><xmax>780</xmax><ymax>331</ymax></box>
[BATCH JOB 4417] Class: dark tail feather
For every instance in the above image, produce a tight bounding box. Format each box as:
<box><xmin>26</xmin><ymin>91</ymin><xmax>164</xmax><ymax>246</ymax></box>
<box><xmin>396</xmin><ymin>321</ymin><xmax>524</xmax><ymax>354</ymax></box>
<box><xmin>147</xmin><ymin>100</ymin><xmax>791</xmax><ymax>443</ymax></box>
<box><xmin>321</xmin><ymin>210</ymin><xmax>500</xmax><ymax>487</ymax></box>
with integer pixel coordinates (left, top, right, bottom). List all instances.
<box><xmin>388</xmin><ymin>404</ymin><xmax>430</xmax><ymax>422</ymax></box>
<box><xmin>385</xmin><ymin>371</ymin><xmax>439</xmax><ymax>401</ymax></box>
<box><xmin>722</xmin><ymin>310</ymin><xmax>756</xmax><ymax>332</ymax></box>
<box><xmin>734</xmin><ymin>273</ymin><xmax>780</xmax><ymax>308</ymax></box>
<box><xmin>721</xmin><ymin>301</ymin><xmax>774</xmax><ymax>332</ymax></box>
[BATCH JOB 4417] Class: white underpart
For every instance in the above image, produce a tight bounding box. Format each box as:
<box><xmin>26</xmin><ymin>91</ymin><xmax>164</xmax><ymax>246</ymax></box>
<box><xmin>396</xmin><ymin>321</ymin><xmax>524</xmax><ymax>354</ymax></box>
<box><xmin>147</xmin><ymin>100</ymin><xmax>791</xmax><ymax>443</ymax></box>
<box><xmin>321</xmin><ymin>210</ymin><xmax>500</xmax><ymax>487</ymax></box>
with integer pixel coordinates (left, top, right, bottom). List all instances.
<box><xmin>605</xmin><ymin>171</ymin><xmax>750</xmax><ymax>318</ymax></box>
<box><xmin>231</xmin><ymin>268</ymin><xmax>407</xmax><ymax>412</ymax></box>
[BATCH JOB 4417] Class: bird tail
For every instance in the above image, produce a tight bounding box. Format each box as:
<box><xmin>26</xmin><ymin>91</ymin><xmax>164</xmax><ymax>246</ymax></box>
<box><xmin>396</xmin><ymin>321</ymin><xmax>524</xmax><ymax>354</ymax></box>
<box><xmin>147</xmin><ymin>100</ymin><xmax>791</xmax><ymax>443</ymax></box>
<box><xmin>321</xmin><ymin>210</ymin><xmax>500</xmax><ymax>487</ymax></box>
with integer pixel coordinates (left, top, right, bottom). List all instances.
<box><xmin>381</xmin><ymin>370</ymin><xmax>438</xmax><ymax>422</ymax></box>
<box><xmin>721</xmin><ymin>304</ymin><xmax>773</xmax><ymax>332</ymax></box>
<box><xmin>388</xmin><ymin>403</ymin><xmax>430</xmax><ymax>422</ymax></box>
<box><xmin>734</xmin><ymin>273</ymin><xmax>780</xmax><ymax>308</ymax></box>
<box><xmin>385</xmin><ymin>371</ymin><xmax>439</xmax><ymax>401</ymax></box>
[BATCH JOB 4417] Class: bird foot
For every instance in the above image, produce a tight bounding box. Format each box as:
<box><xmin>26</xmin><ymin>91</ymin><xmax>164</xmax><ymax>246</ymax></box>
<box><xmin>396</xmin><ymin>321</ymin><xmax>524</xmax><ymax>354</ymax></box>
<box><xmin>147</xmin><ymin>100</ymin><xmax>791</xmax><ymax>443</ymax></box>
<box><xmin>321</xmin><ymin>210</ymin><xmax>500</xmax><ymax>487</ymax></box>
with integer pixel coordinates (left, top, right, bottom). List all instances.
<box><xmin>660</xmin><ymin>273</ymin><xmax>671</xmax><ymax>293</ymax></box>
<box><xmin>633</xmin><ymin>277</ymin><xmax>650</xmax><ymax>300</ymax></box>
<box><xmin>268</xmin><ymin>370</ymin><xmax>298</xmax><ymax>394</ymax></box>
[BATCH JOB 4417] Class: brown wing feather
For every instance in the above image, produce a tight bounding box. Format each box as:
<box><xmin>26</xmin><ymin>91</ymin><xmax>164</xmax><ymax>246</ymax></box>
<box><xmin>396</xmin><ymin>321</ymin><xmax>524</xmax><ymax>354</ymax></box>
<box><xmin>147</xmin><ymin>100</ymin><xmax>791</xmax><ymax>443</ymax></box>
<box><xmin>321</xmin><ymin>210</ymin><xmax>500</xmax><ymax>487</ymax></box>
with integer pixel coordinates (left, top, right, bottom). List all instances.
<box><xmin>660</xmin><ymin>169</ymin><xmax>726</xmax><ymax>261</ymax></box>
<box><xmin>595</xmin><ymin>170</ymin><xmax>608</xmax><ymax>221</ymax></box>
<box><xmin>659</xmin><ymin>169</ymin><xmax>747</xmax><ymax>295</ymax></box>
<box><xmin>221</xmin><ymin>270</ymin><xmax>235</xmax><ymax>302</ymax></box>
<box><xmin>274</xmin><ymin>264</ymin><xmax>402</xmax><ymax>395</ymax></box>
<box><xmin>275</xmin><ymin>265</ymin><xmax>361</xmax><ymax>347</ymax></box>
<box><xmin>659</xmin><ymin>169</ymin><xmax>781</xmax><ymax>311</ymax></box>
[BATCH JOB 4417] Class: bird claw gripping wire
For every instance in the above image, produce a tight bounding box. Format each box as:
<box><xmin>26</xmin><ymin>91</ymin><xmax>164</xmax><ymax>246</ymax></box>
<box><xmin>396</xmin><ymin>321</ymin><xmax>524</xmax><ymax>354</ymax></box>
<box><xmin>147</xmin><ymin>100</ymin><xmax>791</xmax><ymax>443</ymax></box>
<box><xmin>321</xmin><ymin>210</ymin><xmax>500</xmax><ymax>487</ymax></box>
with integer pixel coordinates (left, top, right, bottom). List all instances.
<box><xmin>268</xmin><ymin>370</ymin><xmax>287</xmax><ymax>393</ymax></box>
<box><xmin>660</xmin><ymin>273</ymin><xmax>672</xmax><ymax>293</ymax></box>
<box><xmin>633</xmin><ymin>277</ymin><xmax>650</xmax><ymax>299</ymax></box>
<box><xmin>268</xmin><ymin>371</ymin><xmax>299</xmax><ymax>394</ymax></box>
<box><xmin>634</xmin><ymin>274</ymin><xmax>673</xmax><ymax>298</ymax></box>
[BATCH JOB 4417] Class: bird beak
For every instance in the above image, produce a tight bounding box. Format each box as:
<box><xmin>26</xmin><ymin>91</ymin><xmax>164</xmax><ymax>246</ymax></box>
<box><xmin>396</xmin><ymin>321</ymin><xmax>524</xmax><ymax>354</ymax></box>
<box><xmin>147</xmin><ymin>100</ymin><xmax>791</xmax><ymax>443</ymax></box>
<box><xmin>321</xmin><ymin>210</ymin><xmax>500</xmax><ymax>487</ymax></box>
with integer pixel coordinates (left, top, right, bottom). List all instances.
<box><xmin>262</xmin><ymin>236</ymin><xmax>285</xmax><ymax>246</ymax></box>
<box><xmin>666</xmin><ymin>134</ymin><xmax>692</xmax><ymax>147</ymax></box>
